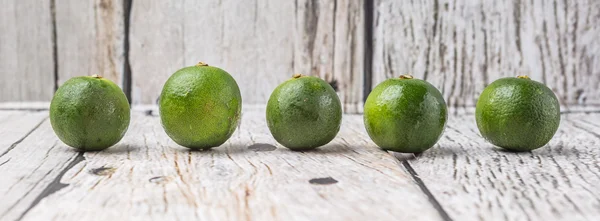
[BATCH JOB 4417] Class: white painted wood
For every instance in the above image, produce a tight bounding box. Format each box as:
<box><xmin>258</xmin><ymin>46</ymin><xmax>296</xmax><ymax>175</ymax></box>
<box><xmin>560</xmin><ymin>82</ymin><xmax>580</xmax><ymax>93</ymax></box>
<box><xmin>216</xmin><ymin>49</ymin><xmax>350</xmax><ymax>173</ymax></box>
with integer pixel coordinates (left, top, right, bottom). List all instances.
<box><xmin>3</xmin><ymin>0</ymin><xmax>599</xmax><ymax>112</ymax></box>
<box><xmin>54</xmin><ymin>0</ymin><xmax>126</xmax><ymax>87</ymax></box>
<box><xmin>372</xmin><ymin>0</ymin><xmax>600</xmax><ymax>107</ymax></box>
<box><xmin>1</xmin><ymin>107</ymin><xmax>600</xmax><ymax>220</ymax></box>
<box><xmin>0</xmin><ymin>102</ymin><xmax>50</xmax><ymax>110</ymax></box>
<box><xmin>0</xmin><ymin>113</ymin><xmax>83</xmax><ymax>221</ymax></box>
<box><xmin>0</xmin><ymin>0</ymin><xmax>54</xmax><ymax>101</ymax></box>
<box><xmin>397</xmin><ymin>112</ymin><xmax>600</xmax><ymax>221</ymax></box>
<box><xmin>0</xmin><ymin>111</ymin><xmax>48</xmax><ymax>156</ymax></box>
<box><xmin>20</xmin><ymin>112</ymin><xmax>441</xmax><ymax>221</ymax></box>
<box><xmin>129</xmin><ymin>0</ymin><xmax>364</xmax><ymax>113</ymax></box>
<box><xmin>128</xmin><ymin>0</ymin><xmax>183</xmax><ymax>105</ymax></box>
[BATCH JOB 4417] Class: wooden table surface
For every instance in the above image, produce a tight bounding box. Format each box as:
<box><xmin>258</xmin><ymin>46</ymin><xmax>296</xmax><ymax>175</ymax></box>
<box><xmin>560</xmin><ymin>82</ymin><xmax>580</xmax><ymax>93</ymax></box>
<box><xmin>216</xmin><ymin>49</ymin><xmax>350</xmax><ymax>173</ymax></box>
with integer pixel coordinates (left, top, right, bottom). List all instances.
<box><xmin>0</xmin><ymin>103</ymin><xmax>599</xmax><ymax>221</ymax></box>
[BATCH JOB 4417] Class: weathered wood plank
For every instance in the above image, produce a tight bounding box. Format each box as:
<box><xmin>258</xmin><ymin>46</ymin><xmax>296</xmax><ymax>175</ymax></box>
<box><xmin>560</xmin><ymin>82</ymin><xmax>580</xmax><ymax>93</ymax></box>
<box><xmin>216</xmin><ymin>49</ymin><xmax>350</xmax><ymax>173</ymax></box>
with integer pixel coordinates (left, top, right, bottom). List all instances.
<box><xmin>20</xmin><ymin>112</ymin><xmax>441</xmax><ymax>221</ymax></box>
<box><xmin>0</xmin><ymin>102</ymin><xmax>50</xmax><ymax>111</ymax></box>
<box><xmin>54</xmin><ymin>0</ymin><xmax>126</xmax><ymax>87</ymax></box>
<box><xmin>0</xmin><ymin>0</ymin><xmax>55</xmax><ymax>101</ymax></box>
<box><xmin>1</xmin><ymin>107</ymin><xmax>600</xmax><ymax>220</ymax></box>
<box><xmin>0</xmin><ymin>112</ymin><xmax>84</xmax><ymax>221</ymax></box>
<box><xmin>129</xmin><ymin>0</ymin><xmax>364</xmax><ymax>112</ymax></box>
<box><xmin>0</xmin><ymin>111</ymin><xmax>48</xmax><ymax>156</ymax></box>
<box><xmin>372</xmin><ymin>0</ymin><xmax>600</xmax><ymax>107</ymax></box>
<box><xmin>397</xmin><ymin>112</ymin><xmax>600</xmax><ymax>220</ymax></box>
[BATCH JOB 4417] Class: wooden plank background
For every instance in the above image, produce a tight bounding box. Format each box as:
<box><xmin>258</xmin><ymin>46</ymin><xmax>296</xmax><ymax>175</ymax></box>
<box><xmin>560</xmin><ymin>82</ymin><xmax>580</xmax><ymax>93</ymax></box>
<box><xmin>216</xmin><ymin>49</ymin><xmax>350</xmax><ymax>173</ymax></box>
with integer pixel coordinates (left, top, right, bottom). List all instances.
<box><xmin>54</xmin><ymin>0</ymin><xmax>126</xmax><ymax>88</ymax></box>
<box><xmin>0</xmin><ymin>0</ymin><xmax>55</xmax><ymax>101</ymax></box>
<box><xmin>1</xmin><ymin>0</ymin><xmax>599</xmax><ymax>112</ymax></box>
<box><xmin>372</xmin><ymin>0</ymin><xmax>600</xmax><ymax>108</ymax></box>
<box><xmin>392</xmin><ymin>112</ymin><xmax>600</xmax><ymax>220</ymax></box>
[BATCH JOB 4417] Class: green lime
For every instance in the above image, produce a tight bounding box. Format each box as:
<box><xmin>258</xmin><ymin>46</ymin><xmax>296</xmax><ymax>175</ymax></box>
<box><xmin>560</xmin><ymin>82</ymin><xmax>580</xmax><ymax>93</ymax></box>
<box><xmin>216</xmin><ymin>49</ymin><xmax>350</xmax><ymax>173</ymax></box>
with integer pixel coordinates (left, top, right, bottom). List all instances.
<box><xmin>476</xmin><ymin>76</ymin><xmax>560</xmax><ymax>151</ymax></box>
<box><xmin>364</xmin><ymin>75</ymin><xmax>447</xmax><ymax>153</ymax></box>
<box><xmin>159</xmin><ymin>62</ymin><xmax>242</xmax><ymax>149</ymax></box>
<box><xmin>50</xmin><ymin>75</ymin><xmax>130</xmax><ymax>151</ymax></box>
<box><xmin>266</xmin><ymin>74</ymin><xmax>342</xmax><ymax>150</ymax></box>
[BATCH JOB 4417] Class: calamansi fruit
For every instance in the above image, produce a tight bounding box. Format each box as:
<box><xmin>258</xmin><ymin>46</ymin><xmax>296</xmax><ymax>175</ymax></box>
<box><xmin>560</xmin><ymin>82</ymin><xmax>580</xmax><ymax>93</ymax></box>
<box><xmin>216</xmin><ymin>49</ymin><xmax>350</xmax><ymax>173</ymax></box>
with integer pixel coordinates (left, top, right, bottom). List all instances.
<box><xmin>266</xmin><ymin>74</ymin><xmax>342</xmax><ymax>150</ymax></box>
<box><xmin>364</xmin><ymin>75</ymin><xmax>447</xmax><ymax>153</ymax></box>
<box><xmin>476</xmin><ymin>76</ymin><xmax>560</xmax><ymax>151</ymax></box>
<box><xmin>50</xmin><ymin>75</ymin><xmax>130</xmax><ymax>151</ymax></box>
<box><xmin>159</xmin><ymin>62</ymin><xmax>242</xmax><ymax>149</ymax></box>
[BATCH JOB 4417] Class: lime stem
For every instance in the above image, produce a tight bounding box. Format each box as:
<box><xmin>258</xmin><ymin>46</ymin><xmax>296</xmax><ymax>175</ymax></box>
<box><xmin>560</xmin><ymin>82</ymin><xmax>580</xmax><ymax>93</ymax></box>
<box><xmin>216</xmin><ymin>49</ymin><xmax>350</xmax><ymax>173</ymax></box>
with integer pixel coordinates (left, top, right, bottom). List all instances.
<box><xmin>399</xmin><ymin>74</ymin><xmax>414</xmax><ymax>79</ymax></box>
<box><xmin>91</xmin><ymin>74</ymin><xmax>102</xmax><ymax>78</ymax></box>
<box><xmin>293</xmin><ymin>73</ymin><xmax>303</xmax><ymax>78</ymax></box>
<box><xmin>196</xmin><ymin>62</ymin><xmax>208</xmax><ymax>66</ymax></box>
<box><xmin>517</xmin><ymin>75</ymin><xmax>531</xmax><ymax>80</ymax></box>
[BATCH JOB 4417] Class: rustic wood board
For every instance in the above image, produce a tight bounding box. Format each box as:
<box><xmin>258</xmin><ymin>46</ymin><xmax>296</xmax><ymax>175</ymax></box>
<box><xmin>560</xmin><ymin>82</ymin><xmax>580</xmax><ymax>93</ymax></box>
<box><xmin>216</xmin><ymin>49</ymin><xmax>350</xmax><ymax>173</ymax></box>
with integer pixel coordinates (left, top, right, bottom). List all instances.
<box><xmin>0</xmin><ymin>0</ymin><xmax>55</xmax><ymax>101</ymax></box>
<box><xmin>0</xmin><ymin>111</ymin><xmax>48</xmax><ymax>156</ymax></box>
<box><xmin>54</xmin><ymin>0</ymin><xmax>126</xmax><ymax>88</ymax></box>
<box><xmin>0</xmin><ymin>102</ymin><xmax>50</xmax><ymax>111</ymax></box>
<box><xmin>17</xmin><ymin>112</ymin><xmax>442</xmax><ymax>221</ymax></box>
<box><xmin>0</xmin><ymin>111</ymin><xmax>83</xmax><ymax>221</ymax></box>
<box><xmin>372</xmin><ymin>0</ymin><xmax>600</xmax><ymax>108</ymax></box>
<box><xmin>395</xmin><ymin>112</ymin><xmax>600</xmax><ymax>221</ymax></box>
<box><xmin>2</xmin><ymin>0</ymin><xmax>600</xmax><ymax>112</ymax></box>
<box><xmin>129</xmin><ymin>0</ymin><xmax>365</xmax><ymax>112</ymax></box>
<box><xmin>1</xmin><ymin>105</ymin><xmax>600</xmax><ymax>220</ymax></box>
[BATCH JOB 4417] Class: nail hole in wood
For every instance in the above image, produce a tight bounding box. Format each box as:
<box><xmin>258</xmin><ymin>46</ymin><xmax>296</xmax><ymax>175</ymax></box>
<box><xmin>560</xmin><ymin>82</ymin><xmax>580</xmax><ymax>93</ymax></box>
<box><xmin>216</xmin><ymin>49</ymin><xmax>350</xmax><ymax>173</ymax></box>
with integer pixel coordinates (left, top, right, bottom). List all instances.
<box><xmin>149</xmin><ymin>176</ymin><xmax>171</xmax><ymax>184</ymax></box>
<box><xmin>90</xmin><ymin>166</ymin><xmax>116</xmax><ymax>176</ymax></box>
<box><xmin>309</xmin><ymin>177</ymin><xmax>338</xmax><ymax>185</ymax></box>
<box><xmin>248</xmin><ymin>143</ymin><xmax>277</xmax><ymax>152</ymax></box>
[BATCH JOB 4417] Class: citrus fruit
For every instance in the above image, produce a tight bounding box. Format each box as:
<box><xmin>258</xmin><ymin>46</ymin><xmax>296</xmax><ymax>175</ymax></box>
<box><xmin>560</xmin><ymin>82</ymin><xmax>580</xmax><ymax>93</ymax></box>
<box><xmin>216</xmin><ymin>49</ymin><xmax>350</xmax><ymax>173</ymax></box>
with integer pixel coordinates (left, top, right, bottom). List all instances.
<box><xmin>159</xmin><ymin>62</ymin><xmax>242</xmax><ymax>149</ymax></box>
<box><xmin>50</xmin><ymin>75</ymin><xmax>130</xmax><ymax>151</ymax></box>
<box><xmin>266</xmin><ymin>74</ymin><xmax>342</xmax><ymax>150</ymax></box>
<box><xmin>364</xmin><ymin>75</ymin><xmax>447</xmax><ymax>153</ymax></box>
<box><xmin>476</xmin><ymin>76</ymin><xmax>560</xmax><ymax>151</ymax></box>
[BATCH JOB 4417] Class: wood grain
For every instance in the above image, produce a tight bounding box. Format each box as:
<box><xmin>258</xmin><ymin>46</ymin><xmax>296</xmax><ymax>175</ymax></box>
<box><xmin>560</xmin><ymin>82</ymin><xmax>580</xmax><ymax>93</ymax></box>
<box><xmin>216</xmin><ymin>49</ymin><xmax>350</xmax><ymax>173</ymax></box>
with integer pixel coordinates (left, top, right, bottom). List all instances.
<box><xmin>372</xmin><ymin>0</ymin><xmax>600</xmax><ymax>107</ymax></box>
<box><xmin>129</xmin><ymin>0</ymin><xmax>364</xmax><ymax>112</ymax></box>
<box><xmin>0</xmin><ymin>0</ymin><xmax>55</xmax><ymax>101</ymax></box>
<box><xmin>0</xmin><ymin>102</ymin><xmax>50</xmax><ymax>111</ymax></box>
<box><xmin>0</xmin><ymin>112</ymin><xmax>83</xmax><ymax>221</ymax></box>
<box><xmin>0</xmin><ymin>111</ymin><xmax>48</xmax><ymax>157</ymax></box>
<box><xmin>19</xmin><ymin>112</ymin><xmax>442</xmax><ymax>221</ymax></box>
<box><xmin>1</xmin><ymin>106</ymin><xmax>600</xmax><ymax>220</ymax></box>
<box><xmin>54</xmin><ymin>0</ymin><xmax>126</xmax><ymax>87</ymax></box>
<box><xmin>2</xmin><ymin>0</ymin><xmax>600</xmax><ymax>111</ymax></box>
<box><xmin>395</xmin><ymin>112</ymin><xmax>600</xmax><ymax>221</ymax></box>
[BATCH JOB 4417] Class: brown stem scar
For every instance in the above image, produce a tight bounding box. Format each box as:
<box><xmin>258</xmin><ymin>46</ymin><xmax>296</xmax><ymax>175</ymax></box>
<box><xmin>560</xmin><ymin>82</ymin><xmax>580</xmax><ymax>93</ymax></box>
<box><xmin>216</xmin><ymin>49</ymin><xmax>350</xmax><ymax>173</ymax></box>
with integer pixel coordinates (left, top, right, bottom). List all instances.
<box><xmin>400</xmin><ymin>74</ymin><xmax>414</xmax><ymax>79</ymax></box>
